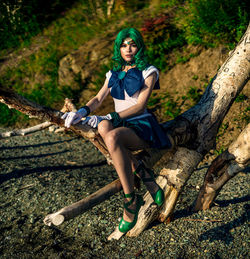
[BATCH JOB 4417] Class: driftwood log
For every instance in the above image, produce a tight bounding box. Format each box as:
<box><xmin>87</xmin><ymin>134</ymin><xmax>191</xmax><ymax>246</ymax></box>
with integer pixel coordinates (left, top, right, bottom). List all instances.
<box><xmin>0</xmin><ymin>23</ymin><xmax>249</xmax><ymax>240</ymax></box>
<box><xmin>194</xmin><ymin>123</ymin><xmax>250</xmax><ymax>211</ymax></box>
<box><xmin>0</xmin><ymin>98</ymin><xmax>76</xmax><ymax>138</ymax></box>
<box><xmin>0</xmin><ymin>121</ymin><xmax>52</xmax><ymax>138</ymax></box>
<box><xmin>121</xmin><ymin>23</ymin><xmax>250</xmax><ymax>239</ymax></box>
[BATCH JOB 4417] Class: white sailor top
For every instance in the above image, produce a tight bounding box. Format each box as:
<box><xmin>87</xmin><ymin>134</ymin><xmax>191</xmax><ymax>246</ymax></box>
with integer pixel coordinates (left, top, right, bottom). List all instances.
<box><xmin>105</xmin><ymin>65</ymin><xmax>160</xmax><ymax>113</ymax></box>
<box><xmin>105</xmin><ymin>65</ymin><xmax>171</xmax><ymax>149</ymax></box>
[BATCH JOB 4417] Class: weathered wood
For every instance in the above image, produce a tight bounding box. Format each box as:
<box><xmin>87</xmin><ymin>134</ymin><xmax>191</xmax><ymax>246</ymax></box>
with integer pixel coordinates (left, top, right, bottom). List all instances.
<box><xmin>0</xmin><ymin>121</ymin><xmax>52</xmax><ymax>138</ymax></box>
<box><xmin>0</xmin><ymin>98</ymin><xmax>76</xmax><ymax>138</ymax></box>
<box><xmin>43</xmin><ymin>173</ymin><xmax>143</xmax><ymax>226</ymax></box>
<box><xmin>44</xmin><ymin>179</ymin><xmax>122</xmax><ymax>226</ymax></box>
<box><xmin>194</xmin><ymin>123</ymin><xmax>250</xmax><ymax>211</ymax></box>
<box><xmin>110</xmin><ymin>23</ymin><xmax>250</xmax><ymax>238</ymax></box>
<box><xmin>0</xmin><ymin>24</ymin><xmax>249</xmax><ymax>239</ymax></box>
<box><xmin>124</xmin><ymin>148</ymin><xmax>202</xmax><ymax>238</ymax></box>
<box><xmin>0</xmin><ymin>86</ymin><xmax>112</xmax><ymax>161</ymax></box>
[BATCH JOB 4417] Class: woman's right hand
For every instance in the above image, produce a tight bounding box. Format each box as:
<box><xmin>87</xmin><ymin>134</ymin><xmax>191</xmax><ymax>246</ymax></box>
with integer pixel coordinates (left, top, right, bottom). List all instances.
<box><xmin>61</xmin><ymin>107</ymin><xmax>88</xmax><ymax>128</ymax></box>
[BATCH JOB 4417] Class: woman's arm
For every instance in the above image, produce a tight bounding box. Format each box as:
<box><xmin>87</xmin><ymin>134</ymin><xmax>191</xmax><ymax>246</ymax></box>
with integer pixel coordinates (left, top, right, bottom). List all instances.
<box><xmin>118</xmin><ymin>72</ymin><xmax>157</xmax><ymax>119</ymax></box>
<box><xmin>62</xmin><ymin>77</ymin><xmax>110</xmax><ymax>128</ymax></box>
<box><xmin>85</xmin><ymin>77</ymin><xmax>110</xmax><ymax>113</ymax></box>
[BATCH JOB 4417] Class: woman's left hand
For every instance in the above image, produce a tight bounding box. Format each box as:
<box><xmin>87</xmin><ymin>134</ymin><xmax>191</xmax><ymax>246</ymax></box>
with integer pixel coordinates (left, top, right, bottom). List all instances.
<box><xmin>87</xmin><ymin>114</ymin><xmax>112</xmax><ymax>128</ymax></box>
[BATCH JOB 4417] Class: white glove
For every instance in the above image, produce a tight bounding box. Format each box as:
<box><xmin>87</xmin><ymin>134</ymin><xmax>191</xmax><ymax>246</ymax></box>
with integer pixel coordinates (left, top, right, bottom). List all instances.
<box><xmin>87</xmin><ymin>114</ymin><xmax>112</xmax><ymax>128</ymax></box>
<box><xmin>61</xmin><ymin>107</ymin><xmax>88</xmax><ymax>128</ymax></box>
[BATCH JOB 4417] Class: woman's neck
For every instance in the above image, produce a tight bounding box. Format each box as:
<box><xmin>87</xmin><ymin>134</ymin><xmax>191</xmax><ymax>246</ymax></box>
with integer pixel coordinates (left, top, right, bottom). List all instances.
<box><xmin>123</xmin><ymin>64</ymin><xmax>136</xmax><ymax>72</ymax></box>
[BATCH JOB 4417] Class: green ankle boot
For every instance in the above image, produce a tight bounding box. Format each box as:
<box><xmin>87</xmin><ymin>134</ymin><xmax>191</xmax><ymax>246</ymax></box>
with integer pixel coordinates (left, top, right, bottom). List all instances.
<box><xmin>118</xmin><ymin>191</ymin><xmax>144</xmax><ymax>233</ymax></box>
<box><xmin>135</xmin><ymin>164</ymin><xmax>165</xmax><ymax>207</ymax></box>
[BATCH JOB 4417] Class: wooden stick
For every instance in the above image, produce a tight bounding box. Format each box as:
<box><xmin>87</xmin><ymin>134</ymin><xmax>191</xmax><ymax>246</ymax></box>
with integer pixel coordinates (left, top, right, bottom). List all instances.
<box><xmin>0</xmin><ymin>121</ymin><xmax>52</xmax><ymax>138</ymax></box>
<box><xmin>44</xmin><ymin>179</ymin><xmax>122</xmax><ymax>226</ymax></box>
<box><xmin>182</xmin><ymin>218</ymin><xmax>222</xmax><ymax>223</ymax></box>
<box><xmin>0</xmin><ymin>98</ymin><xmax>76</xmax><ymax>139</ymax></box>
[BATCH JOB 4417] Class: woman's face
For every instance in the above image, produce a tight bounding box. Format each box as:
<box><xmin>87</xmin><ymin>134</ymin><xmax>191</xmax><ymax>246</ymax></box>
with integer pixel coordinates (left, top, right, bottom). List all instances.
<box><xmin>120</xmin><ymin>37</ymin><xmax>138</xmax><ymax>63</ymax></box>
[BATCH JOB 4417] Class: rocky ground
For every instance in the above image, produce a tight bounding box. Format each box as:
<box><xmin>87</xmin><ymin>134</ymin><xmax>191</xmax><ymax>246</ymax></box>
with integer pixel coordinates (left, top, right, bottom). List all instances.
<box><xmin>0</xmin><ymin>128</ymin><xmax>249</xmax><ymax>258</ymax></box>
<box><xmin>0</xmin><ymin>20</ymin><xmax>249</xmax><ymax>259</ymax></box>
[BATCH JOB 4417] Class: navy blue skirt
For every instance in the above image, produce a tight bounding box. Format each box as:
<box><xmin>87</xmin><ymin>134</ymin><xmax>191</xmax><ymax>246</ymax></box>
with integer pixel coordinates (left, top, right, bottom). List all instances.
<box><xmin>113</xmin><ymin>113</ymin><xmax>172</xmax><ymax>149</ymax></box>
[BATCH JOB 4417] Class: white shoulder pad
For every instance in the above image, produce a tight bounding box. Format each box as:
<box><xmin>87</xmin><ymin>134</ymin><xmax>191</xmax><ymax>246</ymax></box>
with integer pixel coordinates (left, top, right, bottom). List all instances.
<box><xmin>142</xmin><ymin>66</ymin><xmax>159</xmax><ymax>81</ymax></box>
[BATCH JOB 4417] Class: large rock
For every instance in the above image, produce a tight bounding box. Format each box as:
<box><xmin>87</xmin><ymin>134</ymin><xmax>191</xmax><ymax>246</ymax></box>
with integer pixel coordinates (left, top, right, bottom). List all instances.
<box><xmin>58</xmin><ymin>34</ymin><xmax>116</xmax><ymax>91</ymax></box>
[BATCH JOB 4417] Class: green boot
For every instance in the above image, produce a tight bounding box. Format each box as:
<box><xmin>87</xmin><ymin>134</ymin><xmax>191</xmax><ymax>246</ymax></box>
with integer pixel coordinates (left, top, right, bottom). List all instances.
<box><xmin>118</xmin><ymin>191</ymin><xmax>144</xmax><ymax>233</ymax></box>
<box><xmin>134</xmin><ymin>163</ymin><xmax>165</xmax><ymax>207</ymax></box>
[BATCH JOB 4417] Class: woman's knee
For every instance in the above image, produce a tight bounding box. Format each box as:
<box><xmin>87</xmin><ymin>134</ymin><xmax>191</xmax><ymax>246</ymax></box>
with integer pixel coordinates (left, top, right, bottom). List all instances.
<box><xmin>104</xmin><ymin>130</ymin><xmax>121</xmax><ymax>153</ymax></box>
<box><xmin>98</xmin><ymin>120</ymin><xmax>113</xmax><ymax>138</ymax></box>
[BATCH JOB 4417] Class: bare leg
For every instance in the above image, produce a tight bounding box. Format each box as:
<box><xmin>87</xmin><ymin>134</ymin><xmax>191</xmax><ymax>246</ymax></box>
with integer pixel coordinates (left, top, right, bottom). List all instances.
<box><xmin>98</xmin><ymin>120</ymin><xmax>148</xmax><ymax>222</ymax></box>
<box><xmin>98</xmin><ymin>120</ymin><xmax>138</xmax><ymax>171</ymax></box>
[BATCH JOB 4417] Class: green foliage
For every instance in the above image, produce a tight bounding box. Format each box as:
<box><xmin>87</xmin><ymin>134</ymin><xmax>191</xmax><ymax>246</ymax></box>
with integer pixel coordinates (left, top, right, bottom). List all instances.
<box><xmin>186</xmin><ymin>86</ymin><xmax>203</xmax><ymax>104</ymax></box>
<box><xmin>160</xmin><ymin>0</ymin><xmax>185</xmax><ymax>8</ymax></box>
<box><xmin>148</xmin><ymin>93</ymin><xmax>161</xmax><ymax>107</ymax></box>
<box><xmin>235</xmin><ymin>93</ymin><xmax>248</xmax><ymax>103</ymax></box>
<box><xmin>0</xmin><ymin>0</ymin><xmax>78</xmax><ymax>51</ymax></box>
<box><xmin>92</xmin><ymin>62</ymin><xmax>113</xmax><ymax>91</ymax></box>
<box><xmin>148</xmin><ymin>92</ymin><xmax>182</xmax><ymax>119</ymax></box>
<box><xmin>140</xmin><ymin>14</ymin><xmax>186</xmax><ymax>70</ymax></box>
<box><xmin>214</xmin><ymin>146</ymin><xmax>225</xmax><ymax>156</ymax></box>
<box><xmin>182</xmin><ymin>0</ymin><xmax>249</xmax><ymax>46</ymax></box>
<box><xmin>176</xmin><ymin>53</ymin><xmax>197</xmax><ymax>64</ymax></box>
<box><xmin>241</xmin><ymin>107</ymin><xmax>250</xmax><ymax>124</ymax></box>
<box><xmin>164</xmin><ymin>98</ymin><xmax>182</xmax><ymax>118</ymax></box>
<box><xmin>0</xmin><ymin>0</ymin><xmax>249</xmax><ymax>126</ymax></box>
<box><xmin>0</xmin><ymin>0</ymin><xmax>118</xmax><ymax>126</ymax></box>
<box><xmin>0</xmin><ymin>103</ymin><xmax>28</xmax><ymax>125</ymax></box>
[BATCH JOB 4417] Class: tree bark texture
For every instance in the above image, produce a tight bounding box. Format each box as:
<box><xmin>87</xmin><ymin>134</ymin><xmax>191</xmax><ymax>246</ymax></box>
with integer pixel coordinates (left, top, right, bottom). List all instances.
<box><xmin>0</xmin><ymin>24</ymin><xmax>249</xmax><ymax>239</ymax></box>
<box><xmin>122</xmin><ymin>23</ymin><xmax>249</xmax><ymax>238</ymax></box>
<box><xmin>44</xmin><ymin>179</ymin><xmax>122</xmax><ymax>226</ymax></box>
<box><xmin>0</xmin><ymin>87</ymin><xmax>112</xmax><ymax>162</ymax></box>
<box><xmin>0</xmin><ymin>98</ymin><xmax>76</xmax><ymax>138</ymax></box>
<box><xmin>194</xmin><ymin>123</ymin><xmax>249</xmax><ymax>211</ymax></box>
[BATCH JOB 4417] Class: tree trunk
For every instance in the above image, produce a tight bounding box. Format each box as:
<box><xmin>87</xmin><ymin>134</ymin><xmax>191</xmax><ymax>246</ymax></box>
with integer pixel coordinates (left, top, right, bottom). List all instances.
<box><xmin>0</xmin><ymin>24</ymin><xmax>249</xmax><ymax>240</ymax></box>
<box><xmin>122</xmin><ymin>23</ymin><xmax>250</xmax><ymax>238</ymax></box>
<box><xmin>194</xmin><ymin>123</ymin><xmax>249</xmax><ymax>211</ymax></box>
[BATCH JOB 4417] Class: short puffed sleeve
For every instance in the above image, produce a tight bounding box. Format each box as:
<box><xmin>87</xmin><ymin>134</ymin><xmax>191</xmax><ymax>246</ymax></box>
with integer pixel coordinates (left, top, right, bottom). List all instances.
<box><xmin>142</xmin><ymin>66</ymin><xmax>159</xmax><ymax>81</ymax></box>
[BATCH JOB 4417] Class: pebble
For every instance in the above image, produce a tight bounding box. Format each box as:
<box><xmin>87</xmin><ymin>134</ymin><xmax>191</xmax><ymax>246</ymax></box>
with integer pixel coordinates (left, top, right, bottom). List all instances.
<box><xmin>0</xmin><ymin>129</ymin><xmax>249</xmax><ymax>258</ymax></box>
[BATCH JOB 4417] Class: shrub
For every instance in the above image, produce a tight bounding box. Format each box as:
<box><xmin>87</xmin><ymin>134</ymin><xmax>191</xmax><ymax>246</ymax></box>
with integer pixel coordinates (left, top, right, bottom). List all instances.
<box><xmin>183</xmin><ymin>0</ymin><xmax>249</xmax><ymax>45</ymax></box>
<box><xmin>140</xmin><ymin>14</ymin><xmax>186</xmax><ymax>70</ymax></box>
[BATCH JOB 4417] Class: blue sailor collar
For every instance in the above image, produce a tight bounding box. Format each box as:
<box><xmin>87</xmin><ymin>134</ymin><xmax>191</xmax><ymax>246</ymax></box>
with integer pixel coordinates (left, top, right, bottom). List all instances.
<box><xmin>108</xmin><ymin>67</ymin><xmax>160</xmax><ymax>100</ymax></box>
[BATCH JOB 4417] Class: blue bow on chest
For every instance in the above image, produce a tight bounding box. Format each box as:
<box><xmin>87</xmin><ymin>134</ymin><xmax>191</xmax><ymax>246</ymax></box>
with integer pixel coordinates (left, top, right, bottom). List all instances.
<box><xmin>108</xmin><ymin>68</ymin><xmax>144</xmax><ymax>100</ymax></box>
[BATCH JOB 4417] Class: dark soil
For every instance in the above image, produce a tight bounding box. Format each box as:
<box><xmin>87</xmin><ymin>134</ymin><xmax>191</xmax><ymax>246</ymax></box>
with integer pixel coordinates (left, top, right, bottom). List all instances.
<box><xmin>0</xmin><ymin>129</ymin><xmax>249</xmax><ymax>258</ymax></box>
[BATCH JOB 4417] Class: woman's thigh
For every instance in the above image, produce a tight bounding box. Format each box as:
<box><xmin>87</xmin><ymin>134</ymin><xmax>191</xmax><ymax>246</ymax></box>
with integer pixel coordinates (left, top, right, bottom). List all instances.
<box><xmin>106</xmin><ymin>127</ymin><xmax>150</xmax><ymax>151</ymax></box>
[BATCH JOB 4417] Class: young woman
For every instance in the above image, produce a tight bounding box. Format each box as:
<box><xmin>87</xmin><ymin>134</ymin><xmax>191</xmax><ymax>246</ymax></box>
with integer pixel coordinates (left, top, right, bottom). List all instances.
<box><xmin>62</xmin><ymin>28</ymin><xmax>171</xmax><ymax>233</ymax></box>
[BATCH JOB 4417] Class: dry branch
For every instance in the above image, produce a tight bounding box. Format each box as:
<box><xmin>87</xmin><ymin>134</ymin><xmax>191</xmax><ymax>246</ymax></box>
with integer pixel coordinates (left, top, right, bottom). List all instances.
<box><xmin>44</xmin><ymin>179</ymin><xmax>122</xmax><ymax>226</ymax></box>
<box><xmin>0</xmin><ymin>98</ymin><xmax>77</xmax><ymax>138</ymax></box>
<box><xmin>0</xmin><ymin>121</ymin><xmax>52</xmax><ymax>138</ymax></box>
<box><xmin>110</xmin><ymin>23</ymin><xmax>250</xmax><ymax>239</ymax></box>
<box><xmin>0</xmin><ymin>24</ymin><xmax>249</xmax><ymax>240</ymax></box>
<box><xmin>0</xmin><ymin>87</ymin><xmax>111</xmax><ymax>161</ymax></box>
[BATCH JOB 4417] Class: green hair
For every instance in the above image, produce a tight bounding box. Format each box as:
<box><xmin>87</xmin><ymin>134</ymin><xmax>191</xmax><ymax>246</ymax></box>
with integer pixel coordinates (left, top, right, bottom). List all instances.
<box><xmin>112</xmin><ymin>28</ymin><xmax>148</xmax><ymax>71</ymax></box>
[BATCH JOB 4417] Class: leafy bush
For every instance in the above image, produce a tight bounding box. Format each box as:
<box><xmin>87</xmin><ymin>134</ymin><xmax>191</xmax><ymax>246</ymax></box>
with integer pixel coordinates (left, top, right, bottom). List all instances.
<box><xmin>0</xmin><ymin>0</ymin><xmax>79</xmax><ymax>51</ymax></box>
<box><xmin>183</xmin><ymin>0</ymin><xmax>249</xmax><ymax>45</ymax></box>
<box><xmin>140</xmin><ymin>14</ymin><xmax>186</xmax><ymax>70</ymax></box>
<box><xmin>0</xmin><ymin>0</ymin><xmax>248</xmax><ymax>126</ymax></box>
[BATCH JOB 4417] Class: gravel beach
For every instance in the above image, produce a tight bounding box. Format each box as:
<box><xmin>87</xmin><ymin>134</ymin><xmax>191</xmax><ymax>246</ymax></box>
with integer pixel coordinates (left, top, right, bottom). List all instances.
<box><xmin>0</xmin><ymin>128</ymin><xmax>249</xmax><ymax>258</ymax></box>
